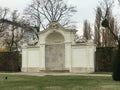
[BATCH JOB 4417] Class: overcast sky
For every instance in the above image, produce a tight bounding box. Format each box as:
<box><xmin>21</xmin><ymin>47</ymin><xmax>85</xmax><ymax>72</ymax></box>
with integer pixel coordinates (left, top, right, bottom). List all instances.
<box><xmin>0</xmin><ymin>0</ymin><xmax>119</xmax><ymax>35</ymax></box>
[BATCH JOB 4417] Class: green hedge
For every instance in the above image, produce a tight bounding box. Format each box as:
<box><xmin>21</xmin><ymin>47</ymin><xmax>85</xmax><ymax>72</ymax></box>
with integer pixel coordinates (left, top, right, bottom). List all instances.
<box><xmin>0</xmin><ymin>52</ymin><xmax>21</xmax><ymax>72</ymax></box>
<box><xmin>95</xmin><ymin>47</ymin><xmax>116</xmax><ymax>72</ymax></box>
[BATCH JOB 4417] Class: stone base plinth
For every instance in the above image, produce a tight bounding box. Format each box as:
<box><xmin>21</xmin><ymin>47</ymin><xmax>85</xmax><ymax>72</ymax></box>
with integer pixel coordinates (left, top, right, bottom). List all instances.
<box><xmin>71</xmin><ymin>67</ymin><xmax>94</xmax><ymax>73</ymax></box>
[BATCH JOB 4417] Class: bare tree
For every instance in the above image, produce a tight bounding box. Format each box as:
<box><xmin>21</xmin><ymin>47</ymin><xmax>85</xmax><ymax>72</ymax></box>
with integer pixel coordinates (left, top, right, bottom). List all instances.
<box><xmin>0</xmin><ymin>10</ymin><xmax>34</xmax><ymax>51</ymax></box>
<box><xmin>118</xmin><ymin>0</ymin><xmax>120</xmax><ymax>5</ymax></box>
<box><xmin>101</xmin><ymin>0</ymin><xmax>119</xmax><ymax>46</ymax></box>
<box><xmin>83</xmin><ymin>20</ymin><xmax>92</xmax><ymax>40</ymax></box>
<box><xmin>94</xmin><ymin>6</ymin><xmax>102</xmax><ymax>46</ymax></box>
<box><xmin>101</xmin><ymin>17</ymin><xmax>117</xmax><ymax>47</ymax></box>
<box><xmin>24</xmin><ymin>0</ymin><xmax>76</xmax><ymax>31</ymax></box>
<box><xmin>2</xmin><ymin>10</ymin><xmax>24</xmax><ymax>51</ymax></box>
<box><xmin>94</xmin><ymin>0</ymin><xmax>118</xmax><ymax>47</ymax></box>
<box><xmin>101</xmin><ymin>0</ymin><xmax>120</xmax><ymax>81</ymax></box>
<box><xmin>0</xmin><ymin>7</ymin><xmax>10</xmax><ymax>37</ymax></box>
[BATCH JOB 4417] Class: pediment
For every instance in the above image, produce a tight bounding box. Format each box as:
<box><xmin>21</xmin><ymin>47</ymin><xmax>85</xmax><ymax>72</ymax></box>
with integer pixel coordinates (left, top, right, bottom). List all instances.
<box><xmin>39</xmin><ymin>21</ymin><xmax>77</xmax><ymax>34</ymax></box>
<box><xmin>48</xmin><ymin>21</ymin><xmax>64</xmax><ymax>29</ymax></box>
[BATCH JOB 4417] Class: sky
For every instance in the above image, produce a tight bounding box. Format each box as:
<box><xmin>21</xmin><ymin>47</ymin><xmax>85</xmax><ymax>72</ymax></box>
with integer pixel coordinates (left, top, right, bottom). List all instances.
<box><xmin>0</xmin><ymin>0</ymin><xmax>119</xmax><ymax>35</ymax></box>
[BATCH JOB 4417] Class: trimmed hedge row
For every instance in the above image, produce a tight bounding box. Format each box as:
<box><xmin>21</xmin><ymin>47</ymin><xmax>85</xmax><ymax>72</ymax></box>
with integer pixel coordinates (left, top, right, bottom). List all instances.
<box><xmin>95</xmin><ymin>47</ymin><xmax>116</xmax><ymax>72</ymax></box>
<box><xmin>0</xmin><ymin>52</ymin><xmax>21</xmax><ymax>72</ymax></box>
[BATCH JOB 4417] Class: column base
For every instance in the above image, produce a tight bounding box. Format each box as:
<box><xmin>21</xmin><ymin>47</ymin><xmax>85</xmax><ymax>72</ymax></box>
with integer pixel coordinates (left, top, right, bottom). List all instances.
<box><xmin>71</xmin><ymin>67</ymin><xmax>95</xmax><ymax>73</ymax></box>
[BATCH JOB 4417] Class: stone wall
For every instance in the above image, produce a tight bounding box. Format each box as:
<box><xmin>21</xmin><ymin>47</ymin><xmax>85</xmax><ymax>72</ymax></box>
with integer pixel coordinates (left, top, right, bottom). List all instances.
<box><xmin>71</xmin><ymin>45</ymin><xmax>95</xmax><ymax>73</ymax></box>
<box><xmin>45</xmin><ymin>44</ymin><xmax>65</xmax><ymax>70</ymax></box>
<box><xmin>22</xmin><ymin>47</ymin><xmax>40</xmax><ymax>72</ymax></box>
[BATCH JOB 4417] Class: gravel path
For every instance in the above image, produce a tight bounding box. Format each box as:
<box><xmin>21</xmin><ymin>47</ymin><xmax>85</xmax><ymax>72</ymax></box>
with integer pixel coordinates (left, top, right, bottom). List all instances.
<box><xmin>0</xmin><ymin>72</ymin><xmax>112</xmax><ymax>77</ymax></box>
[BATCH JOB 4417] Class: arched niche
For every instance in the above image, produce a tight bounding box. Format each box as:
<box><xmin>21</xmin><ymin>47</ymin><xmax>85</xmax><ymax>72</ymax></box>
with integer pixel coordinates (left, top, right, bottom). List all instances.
<box><xmin>45</xmin><ymin>32</ymin><xmax>65</xmax><ymax>44</ymax></box>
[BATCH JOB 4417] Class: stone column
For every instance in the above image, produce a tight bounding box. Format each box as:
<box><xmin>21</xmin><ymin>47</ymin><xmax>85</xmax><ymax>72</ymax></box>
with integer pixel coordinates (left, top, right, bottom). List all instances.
<box><xmin>21</xmin><ymin>48</ymin><xmax>28</xmax><ymax>72</ymax></box>
<box><xmin>39</xmin><ymin>44</ymin><xmax>46</xmax><ymax>71</ymax></box>
<box><xmin>65</xmin><ymin>42</ymin><xmax>72</xmax><ymax>72</ymax></box>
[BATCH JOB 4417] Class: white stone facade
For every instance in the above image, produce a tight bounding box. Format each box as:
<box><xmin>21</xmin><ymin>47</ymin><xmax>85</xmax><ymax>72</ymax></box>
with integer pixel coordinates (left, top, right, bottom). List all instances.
<box><xmin>22</xmin><ymin>21</ymin><xmax>96</xmax><ymax>73</ymax></box>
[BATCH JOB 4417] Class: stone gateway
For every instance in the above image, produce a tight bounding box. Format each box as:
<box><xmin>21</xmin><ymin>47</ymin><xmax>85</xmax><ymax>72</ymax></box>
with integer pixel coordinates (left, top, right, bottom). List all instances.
<box><xmin>22</xmin><ymin>21</ymin><xmax>96</xmax><ymax>73</ymax></box>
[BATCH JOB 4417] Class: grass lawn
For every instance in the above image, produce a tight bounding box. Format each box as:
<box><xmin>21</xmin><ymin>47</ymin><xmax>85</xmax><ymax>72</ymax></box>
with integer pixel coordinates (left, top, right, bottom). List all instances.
<box><xmin>0</xmin><ymin>74</ymin><xmax>120</xmax><ymax>90</ymax></box>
